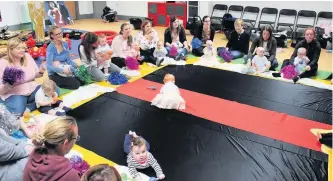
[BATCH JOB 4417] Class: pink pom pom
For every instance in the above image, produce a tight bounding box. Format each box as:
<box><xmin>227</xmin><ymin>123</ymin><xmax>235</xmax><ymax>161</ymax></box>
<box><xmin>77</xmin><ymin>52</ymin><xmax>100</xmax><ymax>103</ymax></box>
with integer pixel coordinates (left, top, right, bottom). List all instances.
<box><xmin>125</xmin><ymin>56</ymin><xmax>139</xmax><ymax>70</ymax></box>
<box><xmin>281</xmin><ymin>65</ymin><xmax>298</xmax><ymax>79</ymax></box>
<box><xmin>169</xmin><ymin>46</ymin><xmax>178</xmax><ymax>57</ymax></box>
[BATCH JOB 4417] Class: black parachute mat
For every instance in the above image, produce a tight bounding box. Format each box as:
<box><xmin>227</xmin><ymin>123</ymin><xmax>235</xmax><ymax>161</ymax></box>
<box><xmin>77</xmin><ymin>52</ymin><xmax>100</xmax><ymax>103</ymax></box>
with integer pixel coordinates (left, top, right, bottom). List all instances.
<box><xmin>143</xmin><ymin>65</ymin><xmax>332</xmax><ymax>124</ymax></box>
<box><xmin>68</xmin><ymin>92</ymin><xmax>328</xmax><ymax>181</ymax></box>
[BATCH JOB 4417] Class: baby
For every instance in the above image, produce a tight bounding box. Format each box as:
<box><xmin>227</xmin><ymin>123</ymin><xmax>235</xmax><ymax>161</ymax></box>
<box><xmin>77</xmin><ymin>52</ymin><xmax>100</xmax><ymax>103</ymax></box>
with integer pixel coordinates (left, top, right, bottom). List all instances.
<box><xmin>124</xmin><ymin>131</ymin><xmax>165</xmax><ymax>181</ymax></box>
<box><xmin>35</xmin><ymin>79</ymin><xmax>71</xmax><ymax>116</ymax></box>
<box><xmin>247</xmin><ymin>47</ymin><xmax>271</xmax><ymax>74</ymax></box>
<box><xmin>151</xmin><ymin>74</ymin><xmax>185</xmax><ymax>110</ymax></box>
<box><xmin>95</xmin><ymin>34</ymin><xmax>112</xmax><ymax>76</ymax></box>
<box><xmin>294</xmin><ymin>47</ymin><xmax>310</xmax><ymax>74</ymax></box>
<box><xmin>130</xmin><ymin>42</ymin><xmax>144</xmax><ymax>61</ymax></box>
<box><xmin>53</xmin><ymin>61</ymin><xmax>76</xmax><ymax>77</ymax></box>
<box><xmin>153</xmin><ymin>41</ymin><xmax>168</xmax><ymax>62</ymax></box>
<box><xmin>194</xmin><ymin>40</ymin><xmax>219</xmax><ymax>67</ymax></box>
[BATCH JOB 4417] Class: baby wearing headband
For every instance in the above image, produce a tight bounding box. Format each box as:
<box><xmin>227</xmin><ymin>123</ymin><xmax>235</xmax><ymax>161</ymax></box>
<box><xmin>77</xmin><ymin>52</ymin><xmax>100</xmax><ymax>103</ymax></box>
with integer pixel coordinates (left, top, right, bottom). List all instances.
<box><xmin>124</xmin><ymin>131</ymin><xmax>165</xmax><ymax>181</ymax></box>
<box><xmin>151</xmin><ymin>74</ymin><xmax>185</xmax><ymax>110</ymax></box>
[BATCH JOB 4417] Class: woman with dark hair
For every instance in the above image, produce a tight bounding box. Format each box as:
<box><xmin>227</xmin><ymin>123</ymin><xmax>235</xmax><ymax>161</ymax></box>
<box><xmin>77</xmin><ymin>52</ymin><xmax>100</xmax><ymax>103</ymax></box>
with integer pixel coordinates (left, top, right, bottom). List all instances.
<box><xmin>192</xmin><ymin>15</ymin><xmax>215</xmax><ymax>57</ymax></box>
<box><xmin>111</xmin><ymin>23</ymin><xmax>133</xmax><ymax>68</ymax></box>
<box><xmin>164</xmin><ymin>16</ymin><xmax>190</xmax><ymax>60</ymax></box>
<box><xmin>278</xmin><ymin>27</ymin><xmax>322</xmax><ymax>83</ymax></box>
<box><xmin>79</xmin><ymin>32</ymin><xmax>121</xmax><ymax>81</ymax></box>
<box><xmin>246</xmin><ymin>26</ymin><xmax>278</xmax><ymax>70</ymax></box>
<box><xmin>47</xmin><ymin>26</ymin><xmax>82</xmax><ymax>90</ymax></box>
<box><xmin>135</xmin><ymin>19</ymin><xmax>162</xmax><ymax>66</ymax></box>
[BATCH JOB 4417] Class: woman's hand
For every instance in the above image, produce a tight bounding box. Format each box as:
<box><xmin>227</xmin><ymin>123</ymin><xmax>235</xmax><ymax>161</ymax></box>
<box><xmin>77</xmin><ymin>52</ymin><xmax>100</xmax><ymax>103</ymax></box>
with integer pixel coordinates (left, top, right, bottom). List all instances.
<box><xmin>305</xmin><ymin>65</ymin><xmax>311</xmax><ymax>71</ymax></box>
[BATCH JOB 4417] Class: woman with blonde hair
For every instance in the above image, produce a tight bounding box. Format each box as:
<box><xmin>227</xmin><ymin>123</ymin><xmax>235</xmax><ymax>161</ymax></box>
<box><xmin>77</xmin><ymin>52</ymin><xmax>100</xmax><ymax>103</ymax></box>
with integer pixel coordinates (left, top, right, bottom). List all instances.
<box><xmin>23</xmin><ymin>116</ymin><xmax>80</xmax><ymax>181</ymax></box>
<box><xmin>47</xmin><ymin>25</ymin><xmax>82</xmax><ymax>89</ymax></box>
<box><xmin>0</xmin><ymin>38</ymin><xmax>53</xmax><ymax>116</ymax></box>
<box><xmin>226</xmin><ymin>19</ymin><xmax>250</xmax><ymax>60</ymax></box>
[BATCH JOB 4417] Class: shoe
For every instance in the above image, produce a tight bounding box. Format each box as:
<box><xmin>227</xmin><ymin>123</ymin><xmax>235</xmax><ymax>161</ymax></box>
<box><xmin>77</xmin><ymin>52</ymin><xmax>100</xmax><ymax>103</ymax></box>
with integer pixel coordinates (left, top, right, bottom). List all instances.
<box><xmin>292</xmin><ymin>76</ymin><xmax>300</xmax><ymax>83</ymax></box>
<box><xmin>156</xmin><ymin>58</ymin><xmax>164</xmax><ymax>67</ymax></box>
<box><xmin>62</xmin><ymin>106</ymin><xmax>72</xmax><ymax>113</ymax></box>
<box><xmin>55</xmin><ymin>111</ymin><xmax>66</xmax><ymax>116</ymax></box>
<box><xmin>272</xmin><ymin>73</ymin><xmax>281</xmax><ymax>77</ymax></box>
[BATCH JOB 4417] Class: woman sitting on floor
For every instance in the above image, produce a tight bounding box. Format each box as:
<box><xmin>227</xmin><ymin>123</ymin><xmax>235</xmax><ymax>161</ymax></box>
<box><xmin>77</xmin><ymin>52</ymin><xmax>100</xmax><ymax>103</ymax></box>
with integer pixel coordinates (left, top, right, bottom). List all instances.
<box><xmin>135</xmin><ymin>19</ymin><xmax>162</xmax><ymax>66</ymax></box>
<box><xmin>111</xmin><ymin>23</ymin><xmax>134</xmax><ymax>68</ymax></box>
<box><xmin>23</xmin><ymin>117</ymin><xmax>81</xmax><ymax>181</ymax></box>
<box><xmin>0</xmin><ymin>38</ymin><xmax>54</xmax><ymax>116</ymax></box>
<box><xmin>164</xmin><ymin>16</ymin><xmax>190</xmax><ymax>61</ymax></box>
<box><xmin>192</xmin><ymin>15</ymin><xmax>215</xmax><ymax>57</ymax></box>
<box><xmin>226</xmin><ymin>19</ymin><xmax>250</xmax><ymax>60</ymax></box>
<box><xmin>279</xmin><ymin>27</ymin><xmax>322</xmax><ymax>83</ymax></box>
<box><xmin>0</xmin><ymin>104</ymin><xmax>34</xmax><ymax>181</ymax></box>
<box><xmin>246</xmin><ymin>26</ymin><xmax>278</xmax><ymax>70</ymax></box>
<box><xmin>47</xmin><ymin>25</ymin><xmax>82</xmax><ymax>90</ymax></box>
<box><xmin>79</xmin><ymin>32</ymin><xmax>121</xmax><ymax>81</ymax></box>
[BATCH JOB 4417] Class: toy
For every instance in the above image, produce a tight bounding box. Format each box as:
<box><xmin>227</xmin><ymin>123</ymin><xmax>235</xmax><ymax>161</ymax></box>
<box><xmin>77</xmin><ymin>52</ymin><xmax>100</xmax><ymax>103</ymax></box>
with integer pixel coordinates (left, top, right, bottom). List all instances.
<box><xmin>64</xmin><ymin>34</ymin><xmax>71</xmax><ymax>50</ymax></box>
<box><xmin>25</xmin><ymin>34</ymin><xmax>37</xmax><ymax>48</ymax></box>
<box><xmin>2</xmin><ymin>67</ymin><xmax>25</xmax><ymax>85</ymax></box>
<box><xmin>108</xmin><ymin>50</ymin><xmax>113</xmax><ymax>55</ymax></box>
<box><xmin>28</xmin><ymin>46</ymin><xmax>39</xmax><ymax>59</ymax></box>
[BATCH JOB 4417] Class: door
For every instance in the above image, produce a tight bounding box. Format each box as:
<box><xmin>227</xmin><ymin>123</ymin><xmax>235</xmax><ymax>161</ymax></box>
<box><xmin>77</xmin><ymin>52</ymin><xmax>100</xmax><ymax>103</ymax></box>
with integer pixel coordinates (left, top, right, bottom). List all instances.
<box><xmin>65</xmin><ymin>1</ymin><xmax>76</xmax><ymax>20</ymax></box>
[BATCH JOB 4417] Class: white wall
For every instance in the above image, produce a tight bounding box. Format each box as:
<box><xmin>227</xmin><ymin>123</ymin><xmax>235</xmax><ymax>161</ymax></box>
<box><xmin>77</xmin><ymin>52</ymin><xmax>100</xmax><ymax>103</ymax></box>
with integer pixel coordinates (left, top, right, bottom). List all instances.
<box><xmin>106</xmin><ymin>1</ymin><xmax>148</xmax><ymax>17</ymax></box>
<box><xmin>210</xmin><ymin>1</ymin><xmax>333</xmax><ymax>27</ymax></box>
<box><xmin>78</xmin><ymin>1</ymin><xmax>94</xmax><ymax>15</ymax></box>
<box><xmin>0</xmin><ymin>1</ymin><xmax>31</xmax><ymax>26</ymax></box>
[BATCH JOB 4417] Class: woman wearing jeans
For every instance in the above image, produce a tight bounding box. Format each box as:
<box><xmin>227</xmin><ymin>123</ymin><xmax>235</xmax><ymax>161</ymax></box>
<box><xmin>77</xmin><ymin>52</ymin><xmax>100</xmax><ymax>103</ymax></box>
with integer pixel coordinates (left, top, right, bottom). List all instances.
<box><xmin>0</xmin><ymin>38</ymin><xmax>59</xmax><ymax>116</ymax></box>
<box><xmin>79</xmin><ymin>32</ymin><xmax>121</xmax><ymax>81</ymax></box>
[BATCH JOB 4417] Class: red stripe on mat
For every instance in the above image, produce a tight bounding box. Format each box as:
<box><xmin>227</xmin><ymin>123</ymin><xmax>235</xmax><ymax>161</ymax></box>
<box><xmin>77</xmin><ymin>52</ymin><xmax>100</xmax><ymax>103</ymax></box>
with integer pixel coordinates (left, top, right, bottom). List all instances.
<box><xmin>117</xmin><ymin>79</ymin><xmax>332</xmax><ymax>151</ymax></box>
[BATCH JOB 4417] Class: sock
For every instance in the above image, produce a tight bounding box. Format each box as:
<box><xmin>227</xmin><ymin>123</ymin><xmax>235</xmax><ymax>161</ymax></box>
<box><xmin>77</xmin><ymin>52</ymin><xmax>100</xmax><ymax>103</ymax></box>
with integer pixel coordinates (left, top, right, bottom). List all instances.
<box><xmin>272</xmin><ymin>73</ymin><xmax>281</xmax><ymax>77</ymax></box>
<box><xmin>55</xmin><ymin>111</ymin><xmax>66</xmax><ymax>116</ymax></box>
<box><xmin>62</xmin><ymin>106</ymin><xmax>72</xmax><ymax>113</ymax></box>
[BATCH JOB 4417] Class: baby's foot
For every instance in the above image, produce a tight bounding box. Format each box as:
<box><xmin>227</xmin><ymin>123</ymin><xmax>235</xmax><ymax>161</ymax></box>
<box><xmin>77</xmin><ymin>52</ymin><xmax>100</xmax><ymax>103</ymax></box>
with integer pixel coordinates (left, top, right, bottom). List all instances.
<box><xmin>129</xmin><ymin>130</ymin><xmax>133</xmax><ymax>135</ymax></box>
<box><xmin>132</xmin><ymin>132</ymin><xmax>138</xmax><ymax>138</ymax></box>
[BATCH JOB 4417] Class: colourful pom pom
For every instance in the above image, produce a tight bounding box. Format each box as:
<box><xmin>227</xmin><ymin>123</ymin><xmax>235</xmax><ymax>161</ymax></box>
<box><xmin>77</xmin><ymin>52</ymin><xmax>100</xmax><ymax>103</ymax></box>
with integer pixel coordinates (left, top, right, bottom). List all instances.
<box><xmin>125</xmin><ymin>56</ymin><xmax>139</xmax><ymax>70</ymax></box>
<box><xmin>191</xmin><ymin>38</ymin><xmax>202</xmax><ymax>49</ymax></box>
<box><xmin>219</xmin><ymin>50</ymin><xmax>232</xmax><ymax>62</ymax></box>
<box><xmin>107</xmin><ymin>72</ymin><xmax>128</xmax><ymax>85</ymax></box>
<box><xmin>75</xmin><ymin>65</ymin><xmax>93</xmax><ymax>84</ymax></box>
<box><xmin>2</xmin><ymin>67</ymin><xmax>25</xmax><ymax>85</ymax></box>
<box><xmin>69</xmin><ymin>155</ymin><xmax>90</xmax><ymax>176</ymax></box>
<box><xmin>281</xmin><ymin>65</ymin><xmax>298</xmax><ymax>79</ymax></box>
<box><xmin>169</xmin><ymin>46</ymin><xmax>178</xmax><ymax>57</ymax></box>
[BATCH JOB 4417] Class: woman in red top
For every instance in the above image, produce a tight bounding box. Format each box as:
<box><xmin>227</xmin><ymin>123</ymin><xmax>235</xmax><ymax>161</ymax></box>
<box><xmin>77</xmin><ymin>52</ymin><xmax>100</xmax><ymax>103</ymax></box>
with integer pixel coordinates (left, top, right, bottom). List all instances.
<box><xmin>23</xmin><ymin>117</ymin><xmax>81</xmax><ymax>181</ymax></box>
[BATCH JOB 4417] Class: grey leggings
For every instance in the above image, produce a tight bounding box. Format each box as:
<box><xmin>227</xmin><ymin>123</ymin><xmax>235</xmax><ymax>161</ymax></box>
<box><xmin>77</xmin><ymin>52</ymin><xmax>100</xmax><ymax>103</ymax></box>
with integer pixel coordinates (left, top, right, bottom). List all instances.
<box><xmin>87</xmin><ymin>63</ymin><xmax>121</xmax><ymax>81</ymax></box>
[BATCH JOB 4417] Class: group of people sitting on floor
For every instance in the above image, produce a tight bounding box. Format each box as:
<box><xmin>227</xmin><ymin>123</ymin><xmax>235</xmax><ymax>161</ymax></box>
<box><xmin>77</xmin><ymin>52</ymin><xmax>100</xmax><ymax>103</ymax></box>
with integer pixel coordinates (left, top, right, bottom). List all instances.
<box><xmin>0</xmin><ymin>14</ymin><xmax>325</xmax><ymax>181</ymax></box>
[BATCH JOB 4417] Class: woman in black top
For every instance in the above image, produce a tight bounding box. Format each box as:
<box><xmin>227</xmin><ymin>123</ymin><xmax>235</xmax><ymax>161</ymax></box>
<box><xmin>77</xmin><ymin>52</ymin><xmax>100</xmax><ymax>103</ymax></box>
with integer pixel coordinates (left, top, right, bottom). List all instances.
<box><xmin>226</xmin><ymin>19</ymin><xmax>250</xmax><ymax>60</ymax></box>
<box><xmin>164</xmin><ymin>16</ymin><xmax>190</xmax><ymax>60</ymax></box>
<box><xmin>279</xmin><ymin>28</ymin><xmax>322</xmax><ymax>83</ymax></box>
<box><xmin>246</xmin><ymin>26</ymin><xmax>278</xmax><ymax>70</ymax></box>
<box><xmin>192</xmin><ymin>16</ymin><xmax>215</xmax><ymax>57</ymax></box>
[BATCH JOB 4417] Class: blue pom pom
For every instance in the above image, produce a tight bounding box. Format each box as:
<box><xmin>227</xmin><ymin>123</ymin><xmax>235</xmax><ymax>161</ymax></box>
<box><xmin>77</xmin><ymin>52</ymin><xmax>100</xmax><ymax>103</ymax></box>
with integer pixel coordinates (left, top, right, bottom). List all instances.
<box><xmin>191</xmin><ymin>38</ymin><xmax>202</xmax><ymax>49</ymax></box>
<box><xmin>107</xmin><ymin>72</ymin><xmax>128</xmax><ymax>85</ymax></box>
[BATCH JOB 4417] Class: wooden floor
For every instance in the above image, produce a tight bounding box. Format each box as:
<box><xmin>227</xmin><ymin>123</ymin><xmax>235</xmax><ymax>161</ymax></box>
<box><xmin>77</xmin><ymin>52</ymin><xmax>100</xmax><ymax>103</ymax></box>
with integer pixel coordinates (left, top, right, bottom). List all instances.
<box><xmin>66</xmin><ymin>18</ymin><xmax>332</xmax><ymax>72</ymax></box>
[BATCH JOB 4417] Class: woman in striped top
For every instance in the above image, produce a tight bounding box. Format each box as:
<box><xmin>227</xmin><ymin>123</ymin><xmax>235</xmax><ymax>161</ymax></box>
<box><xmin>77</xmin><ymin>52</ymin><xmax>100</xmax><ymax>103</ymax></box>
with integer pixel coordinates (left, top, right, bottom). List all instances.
<box><xmin>124</xmin><ymin>131</ymin><xmax>165</xmax><ymax>180</ymax></box>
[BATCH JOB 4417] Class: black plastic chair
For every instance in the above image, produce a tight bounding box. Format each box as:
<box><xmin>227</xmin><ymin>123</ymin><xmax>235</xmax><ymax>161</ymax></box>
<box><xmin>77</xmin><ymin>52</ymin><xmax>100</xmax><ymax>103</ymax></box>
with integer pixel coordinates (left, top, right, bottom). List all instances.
<box><xmin>276</xmin><ymin>9</ymin><xmax>297</xmax><ymax>35</ymax></box>
<box><xmin>316</xmin><ymin>11</ymin><xmax>332</xmax><ymax>25</ymax></box>
<box><xmin>210</xmin><ymin>4</ymin><xmax>228</xmax><ymax>31</ymax></box>
<box><xmin>227</xmin><ymin>5</ymin><xmax>244</xmax><ymax>18</ymax></box>
<box><xmin>241</xmin><ymin>6</ymin><xmax>260</xmax><ymax>28</ymax></box>
<box><xmin>258</xmin><ymin>7</ymin><xmax>278</xmax><ymax>29</ymax></box>
<box><xmin>295</xmin><ymin>10</ymin><xmax>316</xmax><ymax>29</ymax></box>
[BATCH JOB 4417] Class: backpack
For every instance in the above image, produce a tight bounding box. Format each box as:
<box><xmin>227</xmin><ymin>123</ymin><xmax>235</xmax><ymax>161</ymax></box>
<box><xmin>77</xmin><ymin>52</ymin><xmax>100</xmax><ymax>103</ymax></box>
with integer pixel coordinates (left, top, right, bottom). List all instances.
<box><xmin>102</xmin><ymin>6</ymin><xmax>117</xmax><ymax>22</ymax></box>
<box><xmin>222</xmin><ymin>13</ymin><xmax>235</xmax><ymax>40</ymax></box>
<box><xmin>129</xmin><ymin>18</ymin><xmax>143</xmax><ymax>30</ymax></box>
